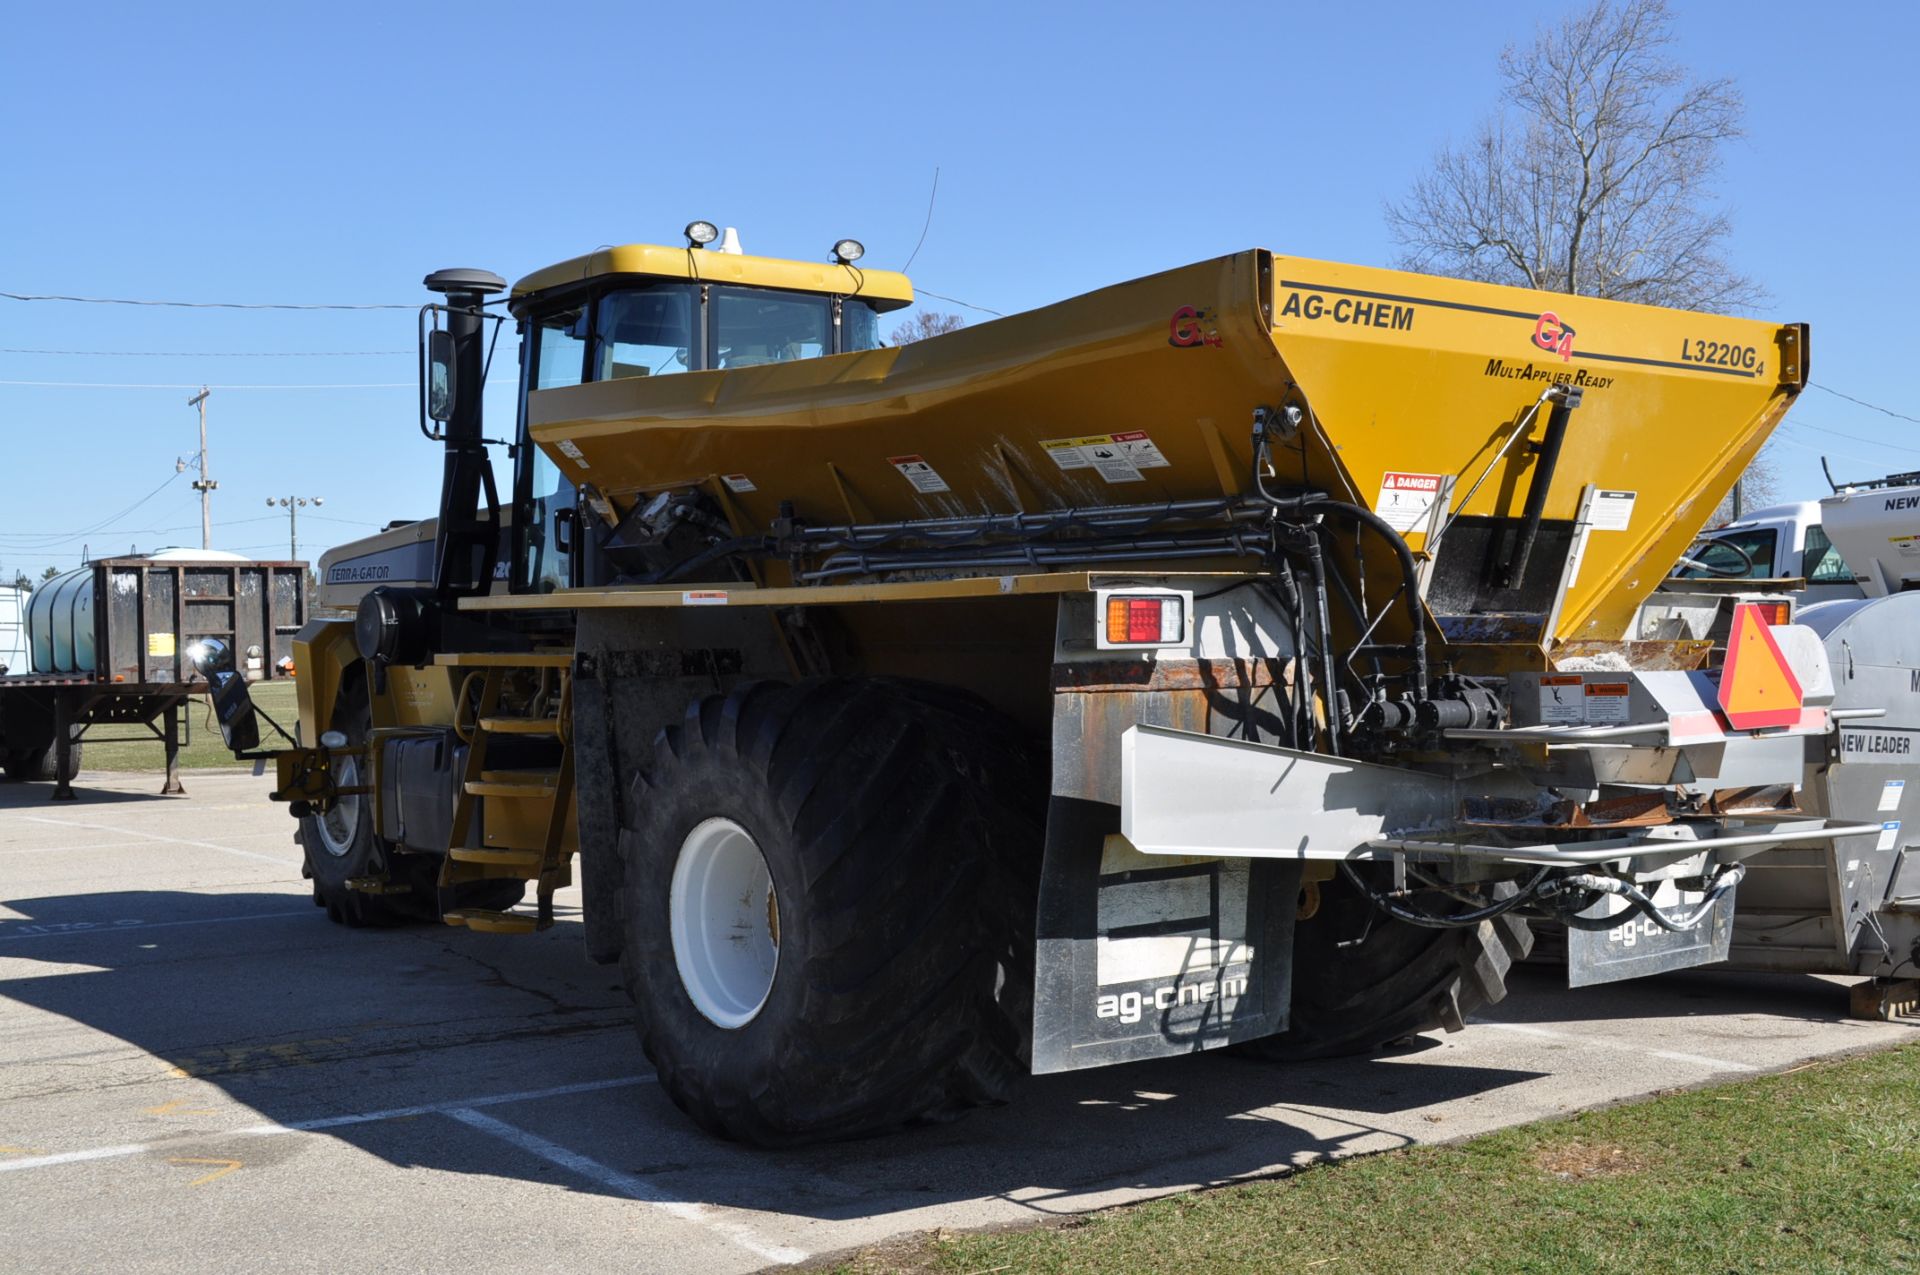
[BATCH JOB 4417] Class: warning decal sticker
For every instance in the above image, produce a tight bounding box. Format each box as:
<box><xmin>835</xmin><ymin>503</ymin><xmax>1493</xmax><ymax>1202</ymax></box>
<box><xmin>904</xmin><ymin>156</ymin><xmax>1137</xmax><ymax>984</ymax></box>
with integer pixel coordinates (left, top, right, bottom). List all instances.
<box><xmin>1584</xmin><ymin>681</ymin><xmax>1630</xmax><ymax>723</ymax></box>
<box><xmin>720</xmin><ymin>473</ymin><xmax>757</xmax><ymax>493</ymax></box>
<box><xmin>1110</xmin><ymin>431</ymin><xmax>1171</xmax><ymax>469</ymax></box>
<box><xmin>1591</xmin><ymin>489</ymin><xmax>1637</xmax><ymax>531</ymax></box>
<box><xmin>1374</xmin><ymin>472</ymin><xmax>1443</xmax><ymax>532</ymax></box>
<box><xmin>1039</xmin><ymin>432</ymin><xmax>1169</xmax><ymax>483</ymax></box>
<box><xmin>553</xmin><ymin>439</ymin><xmax>590</xmax><ymax>468</ymax></box>
<box><xmin>887</xmin><ymin>455</ymin><xmax>951</xmax><ymax>494</ymax></box>
<box><xmin>1539</xmin><ymin>674</ymin><xmax>1583</xmax><ymax>723</ymax></box>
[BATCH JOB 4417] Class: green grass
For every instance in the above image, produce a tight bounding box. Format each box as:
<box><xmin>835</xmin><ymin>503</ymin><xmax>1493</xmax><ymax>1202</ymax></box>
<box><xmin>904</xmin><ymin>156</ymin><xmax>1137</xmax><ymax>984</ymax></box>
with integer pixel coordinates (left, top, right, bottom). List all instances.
<box><xmin>836</xmin><ymin>1043</ymin><xmax>1920</xmax><ymax>1275</ymax></box>
<box><xmin>82</xmin><ymin>680</ymin><xmax>300</xmax><ymax>772</ymax></box>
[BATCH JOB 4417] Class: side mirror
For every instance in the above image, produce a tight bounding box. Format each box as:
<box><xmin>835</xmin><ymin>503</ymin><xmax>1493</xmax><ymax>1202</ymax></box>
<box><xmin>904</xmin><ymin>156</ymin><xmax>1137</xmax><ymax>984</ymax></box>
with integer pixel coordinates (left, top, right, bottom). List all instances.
<box><xmin>426</xmin><ymin>329</ymin><xmax>457</xmax><ymax>423</ymax></box>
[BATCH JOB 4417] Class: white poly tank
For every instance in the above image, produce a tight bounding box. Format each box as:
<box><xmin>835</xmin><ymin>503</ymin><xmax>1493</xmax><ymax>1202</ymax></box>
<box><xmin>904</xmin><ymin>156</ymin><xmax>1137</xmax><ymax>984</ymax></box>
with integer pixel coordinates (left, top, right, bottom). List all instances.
<box><xmin>26</xmin><ymin>566</ymin><xmax>96</xmax><ymax>673</ymax></box>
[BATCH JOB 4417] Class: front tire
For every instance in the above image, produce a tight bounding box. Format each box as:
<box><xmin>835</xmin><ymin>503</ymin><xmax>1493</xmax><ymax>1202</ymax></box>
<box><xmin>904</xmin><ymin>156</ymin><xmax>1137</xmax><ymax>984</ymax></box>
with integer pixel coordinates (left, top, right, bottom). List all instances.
<box><xmin>299</xmin><ymin>679</ymin><xmax>525</xmax><ymax>926</ymax></box>
<box><xmin>619</xmin><ymin>679</ymin><xmax>1041</xmax><ymax>1146</ymax></box>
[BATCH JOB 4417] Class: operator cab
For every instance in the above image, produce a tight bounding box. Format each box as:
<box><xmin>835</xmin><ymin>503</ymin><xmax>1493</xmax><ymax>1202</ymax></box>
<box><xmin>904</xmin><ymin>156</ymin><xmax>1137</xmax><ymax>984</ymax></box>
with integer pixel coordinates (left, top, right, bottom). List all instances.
<box><xmin>503</xmin><ymin>228</ymin><xmax>914</xmax><ymax>593</ymax></box>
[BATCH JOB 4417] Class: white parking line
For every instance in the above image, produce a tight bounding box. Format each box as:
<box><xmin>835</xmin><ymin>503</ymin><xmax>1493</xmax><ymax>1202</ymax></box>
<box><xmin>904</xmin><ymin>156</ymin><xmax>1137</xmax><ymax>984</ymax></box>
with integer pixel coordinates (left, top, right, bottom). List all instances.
<box><xmin>0</xmin><ymin>910</ymin><xmax>313</xmax><ymax>942</ymax></box>
<box><xmin>448</xmin><ymin>1108</ymin><xmax>805</xmax><ymax>1266</ymax></box>
<box><xmin>0</xmin><ymin>1070</ymin><xmax>802</xmax><ymax>1258</ymax></box>
<box><xmin>14</xmin><ymin>815</ymin><xmax>291</xmax><ymax>867</ymax></box>
<box><xmin>0</xmin><ymin>1075</ymin><xmax>657</xmax><ymax>1175</ymax></box>
<box><xmin>1470</xmin><ymin>1019</ymin><xmax>1758</xmax><ymax>1072</ymax></box>
<box><xmin>0</xmin><ymin>841</ymin><xmax>160</xmax><ymax>855</ymax></box>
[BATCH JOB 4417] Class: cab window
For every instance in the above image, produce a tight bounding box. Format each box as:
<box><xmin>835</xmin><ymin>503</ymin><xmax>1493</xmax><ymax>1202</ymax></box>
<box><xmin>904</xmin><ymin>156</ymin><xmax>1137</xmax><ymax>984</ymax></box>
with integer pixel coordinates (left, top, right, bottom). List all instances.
<box><xmin>533</xmin><ymin>305</ymin><xmax>588</xmax><ymax>389</ymax></box>
<box><xmin>592</xmin><ymin>286</ymin><xmax>700</xmax><ymax>380</ymax></box>
<box><xmin>842</xmin><ymin>299</ymin><xmax>882</xmax><ymax>352</ymax></box>
<box><xmin>1675</xmin><ymin>528</ymin><xmax>1777</xmax><ymax>579</ymax></box>
<box><xmin>1802</xmin><ymin>525</ymin><xmax>1854</xmax><ymax>584</ymax></box>
<box><xmin>711</xmin><ymin>287</ymin><xmax>830</xmax><ymax>368</ymax></box>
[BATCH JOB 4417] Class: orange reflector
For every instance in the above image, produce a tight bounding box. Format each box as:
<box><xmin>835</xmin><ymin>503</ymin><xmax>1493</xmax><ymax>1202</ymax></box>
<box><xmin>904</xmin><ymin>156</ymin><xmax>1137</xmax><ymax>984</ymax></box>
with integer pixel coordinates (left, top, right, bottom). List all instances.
<box><xmin>1718</xmin><ymin>602</ymin><xmax>1803</xmax><ymax>730</ymax></box>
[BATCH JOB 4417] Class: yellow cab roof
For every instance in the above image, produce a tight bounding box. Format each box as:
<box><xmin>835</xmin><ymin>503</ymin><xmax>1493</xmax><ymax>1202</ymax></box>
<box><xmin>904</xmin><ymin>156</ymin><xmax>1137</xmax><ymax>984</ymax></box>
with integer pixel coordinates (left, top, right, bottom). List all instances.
<box><xmin>510</xmin><ymin>243</ymin><xmax>914</xmax><ymax>312</ymax></box>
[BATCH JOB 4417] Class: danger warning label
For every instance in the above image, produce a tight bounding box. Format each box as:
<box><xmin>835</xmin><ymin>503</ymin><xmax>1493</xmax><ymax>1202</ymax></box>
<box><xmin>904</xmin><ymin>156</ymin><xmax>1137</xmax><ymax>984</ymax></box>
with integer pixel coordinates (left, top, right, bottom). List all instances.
<box><xmin>1374</xmin><ymin>471</ymin><xmax>1443</xmax><ymax>532</ymax></box>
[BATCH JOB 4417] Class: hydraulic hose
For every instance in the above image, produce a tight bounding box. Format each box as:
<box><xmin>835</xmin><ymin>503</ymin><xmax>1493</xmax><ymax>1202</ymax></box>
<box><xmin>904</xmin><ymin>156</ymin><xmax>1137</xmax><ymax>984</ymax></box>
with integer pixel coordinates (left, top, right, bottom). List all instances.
<box><xmin>1339</xmin><ymin>860</ymin><xmax>1552</xmax><ymax>930</ymax></box>
<box><xmin>1300</xmin><ymin>528</ymin><xmax>1343</xmax><ymax>756</ymax></box>
<box><xmin>1547</xmin><ymin>863</ymin><xmax>1747</xmax><ymax>933</ymax></box>
<box><xmin>1252</xmin><ymin>428</ymin><xmax>1431</xmax><ymax>702</ymax></box>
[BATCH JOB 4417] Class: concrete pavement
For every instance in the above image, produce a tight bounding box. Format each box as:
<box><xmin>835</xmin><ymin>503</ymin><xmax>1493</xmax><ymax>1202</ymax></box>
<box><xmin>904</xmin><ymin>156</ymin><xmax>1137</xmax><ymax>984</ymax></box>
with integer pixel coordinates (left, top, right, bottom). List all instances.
<box><xmin>1</xmin><ymin>770</ymin><xmax>1912</xmax><ymax>1273</ymax></box>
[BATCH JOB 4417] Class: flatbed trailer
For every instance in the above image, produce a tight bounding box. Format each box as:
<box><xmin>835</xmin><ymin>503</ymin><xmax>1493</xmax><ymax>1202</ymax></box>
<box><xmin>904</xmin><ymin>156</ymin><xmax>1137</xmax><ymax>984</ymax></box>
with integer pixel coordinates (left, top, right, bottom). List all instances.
<box><xmin>0</xmin><ymin>556</ymin><xmax>307</xmax><ymax>799</ymax></box>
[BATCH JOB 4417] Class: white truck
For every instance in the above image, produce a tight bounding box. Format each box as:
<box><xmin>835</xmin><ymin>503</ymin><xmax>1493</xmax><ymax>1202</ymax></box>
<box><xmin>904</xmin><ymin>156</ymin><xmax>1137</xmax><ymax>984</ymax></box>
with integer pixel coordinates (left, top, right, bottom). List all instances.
<box><xmin>1674</xmin><ymin>469</ymin><xmax>1920</xmax><ymax>606</ymax></box>
<box><xmin>1672</xmin><ymin>499</ymin><xmax>1860</xmax><ymax>603</ymax></box>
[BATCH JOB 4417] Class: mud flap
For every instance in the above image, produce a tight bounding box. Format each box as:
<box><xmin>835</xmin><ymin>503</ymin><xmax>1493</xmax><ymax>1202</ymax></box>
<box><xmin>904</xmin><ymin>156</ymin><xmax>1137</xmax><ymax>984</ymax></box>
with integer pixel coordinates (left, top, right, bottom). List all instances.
<box><xmin>1567</xmin><ymin>880</ymin><xmax>1737</xmax><ymax>988</ymax></box>
<box><xmin>1032</xmin><ymin>795</ymin><xmax>1300</xmax><ymax>1073</ymax></box>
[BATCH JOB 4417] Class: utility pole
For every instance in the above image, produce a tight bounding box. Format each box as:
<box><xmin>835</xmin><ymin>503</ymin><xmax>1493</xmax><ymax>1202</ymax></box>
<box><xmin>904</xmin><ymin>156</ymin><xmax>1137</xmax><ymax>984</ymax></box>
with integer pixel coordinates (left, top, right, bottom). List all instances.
<box><xmin>184</xmin><ymin>387</ymin><xmax>216</xmax><ymax>550</ymax></box>
<box><xmin>268</xmin><ymin>496</ymin><xmax>323</xmax><ymax>561</ymax></box>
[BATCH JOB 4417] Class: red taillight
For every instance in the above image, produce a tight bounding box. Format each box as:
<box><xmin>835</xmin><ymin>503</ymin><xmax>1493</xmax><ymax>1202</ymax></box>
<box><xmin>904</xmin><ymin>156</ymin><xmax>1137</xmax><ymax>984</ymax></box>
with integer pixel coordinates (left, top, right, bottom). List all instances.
<box><xmin>1102</xmin><ymin>594</ymin><xmax>1185</xmax><ymax>646</ymax></box>
<box><xmin>1757</xmin><ymin>600</ymin><xmax>1791</xmax><ymax>626</ymax></box>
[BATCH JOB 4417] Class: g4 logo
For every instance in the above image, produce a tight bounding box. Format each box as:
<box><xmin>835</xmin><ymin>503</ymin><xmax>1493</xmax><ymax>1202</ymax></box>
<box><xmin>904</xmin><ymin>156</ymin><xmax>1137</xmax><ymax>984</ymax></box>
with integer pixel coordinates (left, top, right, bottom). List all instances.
<box><xmin>1169</xmin><ymin>305</ymin><xmax>1223</xmax><ymax>348</ymax></box>
<box><xmin>1533</xmin><ymin>311</ymin><xmax>1575</xmax><ymax>362</ymax></box>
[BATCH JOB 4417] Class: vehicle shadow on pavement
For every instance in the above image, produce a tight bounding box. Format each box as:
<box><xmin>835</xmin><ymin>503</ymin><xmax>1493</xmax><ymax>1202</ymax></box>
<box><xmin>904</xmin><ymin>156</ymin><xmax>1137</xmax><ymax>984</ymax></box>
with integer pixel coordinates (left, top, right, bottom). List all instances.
<box><xmin>0</xmin><ymin>886</ymin><xmax>1551</xmax><ymax>1221</ymax></box>
<box><xmin>1486</xmin><ymin>962</ymin><xmax>1861</xmax><ymax>1027</ymax></box>
<box><xmin>0</xmin><ymin>780</ymin><xmax>184</xmax><ymax>809</ymax></box>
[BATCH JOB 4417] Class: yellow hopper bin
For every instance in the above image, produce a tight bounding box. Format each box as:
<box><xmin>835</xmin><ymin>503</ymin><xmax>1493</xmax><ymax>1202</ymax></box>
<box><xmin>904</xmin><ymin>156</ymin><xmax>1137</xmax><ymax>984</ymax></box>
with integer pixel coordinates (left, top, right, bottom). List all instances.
<box><xmin>529</xmin><ymin>251</ymin><xmax>1805</xmax><ymax>649</ymax></box>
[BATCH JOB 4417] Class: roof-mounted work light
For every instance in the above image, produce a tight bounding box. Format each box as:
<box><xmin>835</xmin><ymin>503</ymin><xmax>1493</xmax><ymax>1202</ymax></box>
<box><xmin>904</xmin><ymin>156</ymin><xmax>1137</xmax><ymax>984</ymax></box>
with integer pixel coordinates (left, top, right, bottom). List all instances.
<box><xmin>832</xmin><ymin>238</ymin><xmax>865</xmax><ymax>265</ymax></box>
<box><xmin>685</xmin><ymin>220</ymin><xmax>720</xmax><ymax>248</ymax></box>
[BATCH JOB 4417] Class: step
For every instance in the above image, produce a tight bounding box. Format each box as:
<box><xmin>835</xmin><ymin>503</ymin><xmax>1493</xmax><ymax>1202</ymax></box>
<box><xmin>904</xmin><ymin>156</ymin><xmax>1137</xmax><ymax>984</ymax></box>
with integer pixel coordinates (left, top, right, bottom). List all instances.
<box><xmin>443</xmin><ymin>908</ymin><xmax>538</xmax><ymax>935</ymax></box>
<box><xmin>465</xmin><ymin>780</ymin><xmax>558</xmax><ymax>800</ymax></box>
<box><xmin>433</xmin><ymin>651</ymin><xmax>573</xmax><ymax>669</ymax></box>
<box><xmin>478</xmin><ymin>716</ymin><xmax>562</xmax><ymax>736</ymax></box>
<box><xmin>447</xmin><ymin>847</ymin><xmax>542</xmax><ymax>869</ymax></box>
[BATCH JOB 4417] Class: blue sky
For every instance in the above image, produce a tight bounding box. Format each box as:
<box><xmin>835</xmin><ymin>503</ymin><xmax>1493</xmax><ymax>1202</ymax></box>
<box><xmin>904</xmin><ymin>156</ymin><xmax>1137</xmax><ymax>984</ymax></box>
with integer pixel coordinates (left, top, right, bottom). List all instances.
<box><xmin>1</xmin><ymin>1</ymin><xmax>1913</xmax><ymax>574</ymax></box>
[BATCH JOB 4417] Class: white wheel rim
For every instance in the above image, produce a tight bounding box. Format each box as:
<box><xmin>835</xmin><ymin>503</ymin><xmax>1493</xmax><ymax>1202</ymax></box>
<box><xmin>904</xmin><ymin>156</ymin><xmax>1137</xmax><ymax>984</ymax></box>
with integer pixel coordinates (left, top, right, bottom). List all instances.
<box><xmin>669</xmin><ymin>817</ymin><xmax>779</xmax><ymax>1029</ymax></box>
<box><xmin>314</xmin><ymin>754</ymin><xmax>360</xmax><ymax>859</ymax></box>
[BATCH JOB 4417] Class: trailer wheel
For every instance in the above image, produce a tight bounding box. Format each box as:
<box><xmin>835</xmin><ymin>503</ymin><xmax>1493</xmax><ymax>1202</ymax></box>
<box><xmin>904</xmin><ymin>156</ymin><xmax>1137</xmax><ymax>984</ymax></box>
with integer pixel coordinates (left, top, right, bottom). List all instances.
<box><xmin>4</xmin><ymin>740</ymin><xmax>82</xmax><ymax>783</ymax></box>
<box><xmin>619</xmin><ymin>678</ymin><xmax>1041</xmax><ymax>1146</ymax></box>
<box><xmin>300</xmin><ymin>681</ymin><xmax>526</xmax><ymax>926</ymax></box>
<box><xmin>1239</xmin><ymin>870</ymin><xmax>1533</xmax><ymax>1061</ymax></box>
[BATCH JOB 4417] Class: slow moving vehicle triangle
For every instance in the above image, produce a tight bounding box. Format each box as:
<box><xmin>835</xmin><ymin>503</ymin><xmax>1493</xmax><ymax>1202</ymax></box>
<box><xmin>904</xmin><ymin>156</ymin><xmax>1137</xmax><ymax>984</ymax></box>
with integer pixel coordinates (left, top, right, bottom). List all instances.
<box><xmin>1718</xmin><ymin>602</ymin><xmax>1804</xmax><ymax>729</ymax></box>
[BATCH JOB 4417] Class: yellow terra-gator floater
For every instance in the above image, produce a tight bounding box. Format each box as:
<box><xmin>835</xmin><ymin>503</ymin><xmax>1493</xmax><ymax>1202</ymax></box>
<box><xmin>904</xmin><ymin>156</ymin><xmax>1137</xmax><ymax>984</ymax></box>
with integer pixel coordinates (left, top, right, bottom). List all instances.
<box><xmin>527</xmin><ymin>249</ymin><xmax>1804</xmax><ymax>650</ymax></box>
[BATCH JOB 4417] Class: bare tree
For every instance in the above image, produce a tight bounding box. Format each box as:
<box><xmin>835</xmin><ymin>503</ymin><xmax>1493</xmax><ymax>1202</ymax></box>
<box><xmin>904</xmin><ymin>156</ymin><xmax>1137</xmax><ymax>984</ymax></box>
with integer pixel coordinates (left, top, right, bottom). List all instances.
<box><xmin>1708</xmin><ymin>450</ymin><xmax>1780</xmax><ymax>525</ymax></box>
<box><xmin>889</xmin><ymin>312</ymin><xmax>966</xmax><ymax>345</ymax></box>
<box><xmin>1387</xmin><ymin>0</ymin><xmax>1760</xmax><ymax>315</ymax></box>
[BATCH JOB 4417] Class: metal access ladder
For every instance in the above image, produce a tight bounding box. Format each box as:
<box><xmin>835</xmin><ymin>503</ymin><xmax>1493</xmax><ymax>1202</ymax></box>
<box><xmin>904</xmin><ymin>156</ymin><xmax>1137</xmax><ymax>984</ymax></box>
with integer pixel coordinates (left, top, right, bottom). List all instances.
<box><xmin>436</xmin><ymin>652</ymin><xmax>575</xmax><ymax>934</ymax></box>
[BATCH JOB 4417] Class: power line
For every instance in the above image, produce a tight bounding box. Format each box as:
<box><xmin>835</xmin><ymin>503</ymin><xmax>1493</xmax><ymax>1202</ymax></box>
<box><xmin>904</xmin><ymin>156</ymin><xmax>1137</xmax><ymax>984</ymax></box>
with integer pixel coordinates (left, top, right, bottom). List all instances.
<box><xmin>0</xmin><ymin>471</ymin><xmax>187</xmax><ymax>548</ymax></box>
<box><xmin>913</xmin><ymin>286</ymin><xmax>1003</xmax><ymax>317</ymax></box>
<box><xmin>0</xmin><ymin>347</ymin><xmax>411</xmax><ymax>357</ymax></box>
<box><xmin>1785</xmin><ymin>419</ymin><xmax>1920</xmax><ymax>453</ymax></box>
<box><xmin>1</xmin><ymin>290</ymin><xmax>412</xmax><ymax>311</ymax></box>
<box><xmin>1809</xmin><ymin>382</ymin><xmax>1920</xmax><ymax>426</ymax></box>
<box><xmin>0</xmin><ymin>378</ymin><xmax>518</xmax><ymax>391</ymax></box>
<box><xmin>902</xmin><ymin>167</ymin><xmax>940</xmax><ymax>273</ymax></box>
<box><xmin>0</xmin><ymin>379</ymin><xmax>415</xmax><ymax>390</ymax></box>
